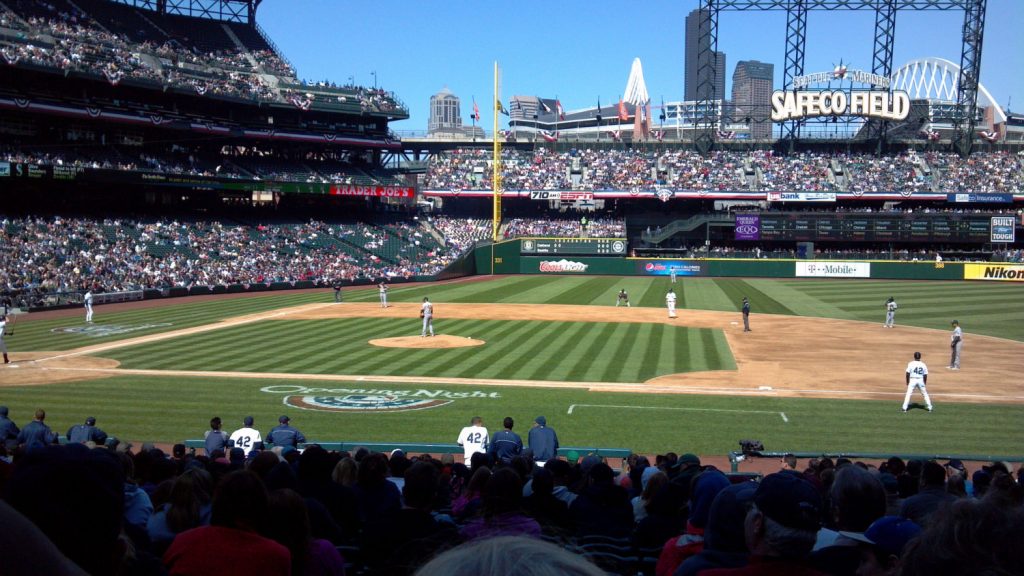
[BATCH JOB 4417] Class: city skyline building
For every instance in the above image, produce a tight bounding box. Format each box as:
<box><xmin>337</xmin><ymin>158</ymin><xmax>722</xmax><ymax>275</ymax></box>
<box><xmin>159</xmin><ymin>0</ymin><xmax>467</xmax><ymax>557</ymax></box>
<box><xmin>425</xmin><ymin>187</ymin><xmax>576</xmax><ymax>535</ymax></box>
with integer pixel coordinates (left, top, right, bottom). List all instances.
<box><xmin>685</xmin><ymin>8</ymin><xmax>726</xmax><ymax>102</ymax></box>
<box><xmin>732</xmin><ymin>60</ymin><xmax>774</xmax><ymax>139</ymax></box>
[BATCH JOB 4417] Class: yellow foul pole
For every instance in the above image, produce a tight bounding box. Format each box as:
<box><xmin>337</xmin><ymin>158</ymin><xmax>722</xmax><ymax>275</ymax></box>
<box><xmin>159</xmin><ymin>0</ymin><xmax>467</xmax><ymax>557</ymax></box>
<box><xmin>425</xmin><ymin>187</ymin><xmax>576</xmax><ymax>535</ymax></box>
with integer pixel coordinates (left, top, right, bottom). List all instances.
<box><xmin>492</xmin><ymin>61</ymin><xmax>502</xmax><ymax>242</ymax></box>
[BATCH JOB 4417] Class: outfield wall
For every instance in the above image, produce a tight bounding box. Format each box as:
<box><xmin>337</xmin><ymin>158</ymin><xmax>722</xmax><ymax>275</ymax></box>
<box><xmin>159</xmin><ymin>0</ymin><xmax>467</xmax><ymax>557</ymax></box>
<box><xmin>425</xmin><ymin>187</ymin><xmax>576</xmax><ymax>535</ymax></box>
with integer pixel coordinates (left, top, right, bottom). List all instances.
<box><xmin>473</xmin><ymin>240</ymin><xmax>980</xmax><ymax>280</ymax></box>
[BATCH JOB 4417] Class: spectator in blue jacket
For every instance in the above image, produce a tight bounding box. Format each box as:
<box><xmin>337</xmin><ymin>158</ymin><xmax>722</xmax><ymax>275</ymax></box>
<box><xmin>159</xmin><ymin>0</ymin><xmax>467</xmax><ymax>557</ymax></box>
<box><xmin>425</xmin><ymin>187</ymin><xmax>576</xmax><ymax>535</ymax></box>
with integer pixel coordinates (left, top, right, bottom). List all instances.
<box><xmin>0</xmin><ymin>405</ymin><xmax>19</xmax><ymax>450</ymax></box>
<box><xmin>67</xmin><ymin>416</ymin><xmax>108</xmax><ymax>445</ymax></box>
<box><xmin>489</xmin><ymin>416</ymin><xmax>524</xmax><ymax>465</ymax></box>
<box><xmin>267</xmin><ymin>415</ymin><xmax>306</xmax><ymax>448</ymax></box>
<box><xmin>527</xmin><ymin>416</ymin><xmax>559</xmax><ymax>465</ymax></box>
<box><xmin>17</xmin><ymin>409</ymin><xmax>57</xmax><ymax>450</ymax></box>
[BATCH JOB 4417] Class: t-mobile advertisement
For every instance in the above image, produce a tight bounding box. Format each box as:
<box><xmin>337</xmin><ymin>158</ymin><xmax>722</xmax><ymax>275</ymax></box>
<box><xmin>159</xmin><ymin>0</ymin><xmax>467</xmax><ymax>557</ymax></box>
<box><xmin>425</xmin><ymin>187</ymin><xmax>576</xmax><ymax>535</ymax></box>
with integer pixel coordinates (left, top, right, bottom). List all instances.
<box><xmin>734</xmin><ymin>215</ymin><xmax>761</xmax><ymax>241</ymax></box>
<box><xmin>637</xmin><ymin>261</ymin><xmax>705</xmax><ymax>276</ymax></box>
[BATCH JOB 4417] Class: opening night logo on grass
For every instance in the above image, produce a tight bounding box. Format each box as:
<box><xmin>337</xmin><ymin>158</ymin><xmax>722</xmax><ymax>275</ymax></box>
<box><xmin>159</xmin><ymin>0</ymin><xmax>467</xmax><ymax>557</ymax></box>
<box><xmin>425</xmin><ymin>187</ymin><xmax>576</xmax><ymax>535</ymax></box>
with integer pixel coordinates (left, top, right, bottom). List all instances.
<box><xmin>261</xmin><ymin>385</ymin><xmax>500</xmax><ymax>413</ymax></box>
<box><xmin>51</xmin><ymin>323</ymin><xmax>173</xmax><ymax>337</ymax></box>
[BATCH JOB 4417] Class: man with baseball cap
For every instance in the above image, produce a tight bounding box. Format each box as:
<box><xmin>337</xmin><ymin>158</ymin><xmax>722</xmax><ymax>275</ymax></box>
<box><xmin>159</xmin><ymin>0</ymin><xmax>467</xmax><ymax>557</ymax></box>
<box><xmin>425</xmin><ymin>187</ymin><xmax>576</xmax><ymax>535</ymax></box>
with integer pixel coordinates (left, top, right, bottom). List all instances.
<box><xmin>702</xmin><ymin>471</ymin><xmax>823</xmax><ymax>575</ymax></box>
<box><xmin>66</xmin><ymin>416</ymin><xmax>107</xmax><ymax>445</ymax></box>
<box><xmin>527</xmin><ymin>416</ymin><xmax>558</xmax><ymax>465</ymax></box>
<box><xmin>266</xmin><ymin>415</ymin><xmax>306</xmax><ymax>448</ymax></box>
<box><xmin>229</xmin><ymin>416</ymin><xmax>263</xmax><ymax>455</ymax></box>
<box><xmin>0</xmin><ymin>405</ymin><xmax>19</xmax><ymax>450</ymax></box>
<box><xmin>838</xmin><ymin>516</ymin><xmax>921</xmax><ymax>576</ymax></box>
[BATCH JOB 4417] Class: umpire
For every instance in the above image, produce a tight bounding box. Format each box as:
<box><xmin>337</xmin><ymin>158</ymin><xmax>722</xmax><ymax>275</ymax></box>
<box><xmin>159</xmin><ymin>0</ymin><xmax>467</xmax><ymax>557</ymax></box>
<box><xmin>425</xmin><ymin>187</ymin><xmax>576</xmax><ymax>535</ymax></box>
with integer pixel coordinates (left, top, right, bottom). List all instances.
<box><xmin>267</xmin><ymin>415</ymin><xmax>306</xmax><ymax>448</ymax></box>
<box><xmin>67</xmin><ymin>416</ymin><xmax>108</xmax><ymax>445</ymax></box>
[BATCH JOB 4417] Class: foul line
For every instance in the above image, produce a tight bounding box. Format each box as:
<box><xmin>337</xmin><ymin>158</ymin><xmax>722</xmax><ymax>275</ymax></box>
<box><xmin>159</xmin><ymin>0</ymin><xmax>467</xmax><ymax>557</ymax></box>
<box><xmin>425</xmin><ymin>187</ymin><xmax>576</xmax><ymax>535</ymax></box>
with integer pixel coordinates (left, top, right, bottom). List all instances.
<box><xmin>567</xmin><ymin>403</ymin><xmax>789</xmax><ymax>422</ymax></box>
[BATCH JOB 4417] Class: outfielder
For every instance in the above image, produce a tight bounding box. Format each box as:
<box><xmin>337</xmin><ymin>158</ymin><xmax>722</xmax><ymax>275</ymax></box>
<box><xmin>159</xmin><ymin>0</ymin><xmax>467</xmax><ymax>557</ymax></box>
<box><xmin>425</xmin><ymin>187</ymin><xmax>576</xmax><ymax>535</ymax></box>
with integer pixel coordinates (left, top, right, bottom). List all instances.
<box><xmin>884</xmin><ymin>297</ymin><xmax>897</xmax><ymax>328</ymax></box>
<box><xmin>616</xmin><ymin>289</ymin><xmax>630</xmax><ymax>307</ymax></box>
<box><xmin>670</xmin><ymin>268</ymin><xmax>677</xmax><ymax>284</ymax></box>
<box><xmin>456</xmin><ymin>416</ymin><xmax>489</xmax><ymax>460</ymax></box>
<box><xmin>379</xmin><ymin>281</ymin><xmax>389</xmax><ymax>308</ymax></box>
<box><xmin>666</xmin><ymin>288</ymin><xmax>677</xmax><ymax>318</ymax></box>
<box><xmin>0</xmin><ymin>315</ymin><xmax>10</xmax><ymax>364</ymax></box>
<box><xmin>902</xmin><ymin>351</ymin><xmax>933</xmax><ymax>412</ymax></box>
<box><xmin>420</xmin><ymin>297</ymin><xmax>434</xmax><ymax>337</ymax></box>
<box><xmin>84</xmin><ymin>289</ymin><xmax>94</xmax><ymax>323</ymax></box>
<box><xmin>949</xmin><ymin>320</ymin><xmax>963</xmax><ymax>370</ymax></box>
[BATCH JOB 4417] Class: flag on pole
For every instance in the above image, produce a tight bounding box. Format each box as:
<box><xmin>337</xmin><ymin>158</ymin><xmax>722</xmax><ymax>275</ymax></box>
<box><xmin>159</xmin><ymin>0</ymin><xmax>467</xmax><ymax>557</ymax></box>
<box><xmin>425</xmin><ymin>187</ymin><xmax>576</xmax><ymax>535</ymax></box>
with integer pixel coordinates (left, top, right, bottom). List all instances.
<box><xmin>540</xmin><ymin>130</ymin><xmax>558</xmax><ymax>142</ymax></box>
<box><xmin>977</xmin><ymin>129</ymin><xmax>999</xmax><ymax>142</ymax></box>
<box><xmin>556</xmin><ymin>100</ymin><xmax>565</xmax><ymax>121</ymax></box>
<box><xmin>618</xmin><ymin>98</ymin><xmax>629</xmax><ymax>121</ymax></box>
<box><xmin>538</xmin><ymin>98</ymin><xmax>552</xmax><ymax>114</ymax></box>
<box><xmin>496</xmin><ymin>98</ymin><xmax>509</xmax><ymax>116</ymax></box>
<box><xmin>716</xmin><ymin>129</ymin><xmax>736</xmax><ymax>140</ymax></box>
<box><xmin>473</xmin><ymin>99</ymin><xmax>480</xmax><ymax>121</ymax></box>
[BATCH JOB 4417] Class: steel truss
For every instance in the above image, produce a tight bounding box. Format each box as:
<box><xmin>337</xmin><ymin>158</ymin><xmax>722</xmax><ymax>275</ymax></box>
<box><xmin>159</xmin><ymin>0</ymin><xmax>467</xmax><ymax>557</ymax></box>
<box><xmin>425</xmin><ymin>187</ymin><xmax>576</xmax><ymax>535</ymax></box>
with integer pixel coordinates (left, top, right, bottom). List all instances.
<box><xmin>112</xmin><ymin>0</ymin><xmax>260</xmax><ymax>24</ymax></box>
<box><xmin>694</xmin><ymin>0</ymin><xmax>985</xmax><ymax>156</ymax></box>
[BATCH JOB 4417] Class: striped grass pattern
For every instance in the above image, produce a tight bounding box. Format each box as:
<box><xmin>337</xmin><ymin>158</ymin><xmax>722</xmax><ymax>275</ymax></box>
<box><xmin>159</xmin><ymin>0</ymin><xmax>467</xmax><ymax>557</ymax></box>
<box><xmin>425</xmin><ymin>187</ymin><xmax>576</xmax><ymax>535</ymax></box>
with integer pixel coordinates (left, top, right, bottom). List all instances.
<box><xmin>106</xmin><ymin>318</ymin><xmax>734</xmax><ymax>382</ymax></box>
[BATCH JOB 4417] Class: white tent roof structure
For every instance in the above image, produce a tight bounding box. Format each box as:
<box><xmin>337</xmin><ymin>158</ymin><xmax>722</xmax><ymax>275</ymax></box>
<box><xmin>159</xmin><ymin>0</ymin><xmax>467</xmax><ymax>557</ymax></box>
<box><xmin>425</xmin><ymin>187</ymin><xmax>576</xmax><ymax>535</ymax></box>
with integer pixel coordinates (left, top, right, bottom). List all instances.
<box><xmin>623</xmin><ymin>58</ymin><xmax>650</xmax><ymax>106</ymax></box>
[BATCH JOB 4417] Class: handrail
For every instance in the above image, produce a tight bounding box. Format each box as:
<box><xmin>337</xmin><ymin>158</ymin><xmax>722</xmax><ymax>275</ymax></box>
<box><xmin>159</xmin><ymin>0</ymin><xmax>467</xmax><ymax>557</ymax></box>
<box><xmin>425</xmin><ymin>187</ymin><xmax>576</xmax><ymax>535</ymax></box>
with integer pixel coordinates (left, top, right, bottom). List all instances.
<box><xmin>727</xmin><ymin>450</ymin><xmax>1024</xmax><ymax>473</ymax></box>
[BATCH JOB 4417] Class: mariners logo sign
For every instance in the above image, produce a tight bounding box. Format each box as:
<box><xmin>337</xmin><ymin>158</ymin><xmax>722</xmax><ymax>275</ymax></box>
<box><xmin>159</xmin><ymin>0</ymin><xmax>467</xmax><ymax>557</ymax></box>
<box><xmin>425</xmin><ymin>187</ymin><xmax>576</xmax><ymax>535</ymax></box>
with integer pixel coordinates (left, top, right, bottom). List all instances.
<box><xmin>262</xmin><ymin>386</ymin><xmax>500</xmax><ymax>413</ymax></box>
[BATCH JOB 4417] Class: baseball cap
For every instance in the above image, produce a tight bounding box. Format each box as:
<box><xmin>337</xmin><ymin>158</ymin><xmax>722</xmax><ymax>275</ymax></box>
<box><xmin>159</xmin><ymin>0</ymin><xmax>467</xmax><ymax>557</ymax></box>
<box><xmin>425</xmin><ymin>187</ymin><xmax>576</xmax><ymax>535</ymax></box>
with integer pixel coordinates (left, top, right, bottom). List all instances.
<box><xmin>244</xmin><ymin>416</ymin><xmax>254</xmax><ymax>426</ymax></box>
<box><xmin>85</xmin><ymin>417</ymin><xmax>96</xmax><ymax>426</ymax></box>
<box><xmin>945</xmin><ymin>459</ymin><xmax>965</xmax><ymax>472</ymax></box>
<box><xmin>0</xmin><ymin>405</ymin><xmax>8</xmax><ymax>416</ymax></box>
<box><xmin>535</xmin><ymin>416</ymin><xmax>546</xmax><ymax>426</ymax></box>
<box><xmin>840</xmin><ymin>516</ymin><xmax>922</xmax><ymax>556</ymax></box>
<box><xmin>754</xmin><ymin>471</ymin><xmax>822</xmax><ymax>532</ymax></box>
<box><xmin>679</xmin><ymin>453</ymin><xmax>701</xmax><ymax>468</ymax></box>
<box><xmin>279</xmin><ymin>415</ymin><xmax>290</xmax><ymax>423</ymax></box>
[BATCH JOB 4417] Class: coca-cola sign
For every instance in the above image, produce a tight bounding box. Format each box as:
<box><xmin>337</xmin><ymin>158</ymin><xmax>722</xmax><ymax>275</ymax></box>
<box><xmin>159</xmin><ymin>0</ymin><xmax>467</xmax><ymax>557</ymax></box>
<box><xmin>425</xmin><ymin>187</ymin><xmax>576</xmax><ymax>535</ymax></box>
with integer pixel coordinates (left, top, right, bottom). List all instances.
<box><xmin>538</xmin><ymin>259</ymin><xmax>590</xmax><ymax>273</ymax></box>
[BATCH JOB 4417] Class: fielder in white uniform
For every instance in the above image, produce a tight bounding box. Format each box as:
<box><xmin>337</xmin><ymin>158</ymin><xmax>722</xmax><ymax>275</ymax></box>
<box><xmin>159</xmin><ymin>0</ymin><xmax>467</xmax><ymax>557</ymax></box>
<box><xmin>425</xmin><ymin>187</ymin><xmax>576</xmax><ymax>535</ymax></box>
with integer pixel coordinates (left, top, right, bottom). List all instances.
<box><xmin>0</xmin><ymin>315</ymin><xmax>10</xmax><ymax>364</ymax></box>
<box><xmin>420</xmin><ymin>297</ymin><xmax>434</xmax><ymax>337</ymax></box>
<box><xmin>229</xmin><ymin>416</ymin><xmax>263</xmax><ymax>454</ymax></box>
<box><xmin>949</xmin><ymin>320</ymin><xmax>963</xmax><ymax>370</ymax></box>
<box><xmin>670</xmin><ymin>268</ymin><xmax>677</xmax><ymax>284</ymax></box>
<box><xmin>456</xmin><ymin>416</ymin><xmax>489</xmax><ymax>460</ymax></box>
<box><xmin>84</xmin><ymin>290</ymin><xmax>94</xmax><ymax>323</ymax></box>
<box><xmin>902</xmin><ymin>351</ymin><xmax>932</xmax><ymax>412</ymax></box>
<box><xmin>666</xmin><ymin>289</ymin><xmax>678</xmax><ymax>318</ymax></box>
<box><xmin>616</xmin><ymin>289</ymin><xmax>630</xmax><ymax>307</ymax></box>
<box><xmin>884</xmin><ymin>297</ymin><xmax>897</xmax><ymax>328</ymax></box>
<box><xmin>379</xmin><ymin>281</ymin><xmax>389</xmax><ymax>308</ymax></box>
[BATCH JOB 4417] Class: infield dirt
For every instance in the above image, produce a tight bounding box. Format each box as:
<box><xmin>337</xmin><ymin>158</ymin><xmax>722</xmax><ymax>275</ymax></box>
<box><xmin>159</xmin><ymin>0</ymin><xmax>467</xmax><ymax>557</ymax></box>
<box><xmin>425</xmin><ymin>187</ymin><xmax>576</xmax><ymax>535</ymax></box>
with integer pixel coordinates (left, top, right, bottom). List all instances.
<box><xmin>3</xmin><ymin>301</ymin><xmax>1023</xmax><ymax>405</ymax></box>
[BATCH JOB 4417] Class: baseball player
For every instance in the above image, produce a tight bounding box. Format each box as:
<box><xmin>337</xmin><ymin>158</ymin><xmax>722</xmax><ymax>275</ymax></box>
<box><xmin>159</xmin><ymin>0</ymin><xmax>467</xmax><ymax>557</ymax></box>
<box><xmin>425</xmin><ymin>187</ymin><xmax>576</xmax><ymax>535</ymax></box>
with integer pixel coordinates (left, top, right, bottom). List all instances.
<box><xmin>616</xmin><ymin>289</ymin><xmax>630</xmax><ymax>307</ymax></box>
<box><xmin>84</xmin><ymin>289</ymin><xmax>94</xmax><ymax>323</ymax></box>
<box><xmin>456</xmin><ymin>416</ymin><xmax>489</xmax><ymax>461</ymax></box>
<box><xmin>741</xmin><ymin>297</ymin><xmax>751</xmax><ymax>332</ymax></box>
<box><xmin>379</xmin><ymin>281</ymin><xmax>389</xmax><ymax>308</ymax></box>
<box><xmin>902</xmin><ymin>351</ymin><xmax>933</xmax><ymax>412</ymax></box>
<box><xmin>267</xmin><ymin>415</ymin><xmax>306</xmax><ymax>448</ymax></box>
<box><xmin>670</xmin><ymin>267</ymin><xmax>677</xmax><ymax>284</ymax></box>
<box><xmin>229</xmin><ymin>416</ymin><xmax>263</xmax><ymax>454</ymax></box>
<box><xmin>666</xmin><ymin>288</ymin><xmax>678</xmax><ymax>318</ymax></box>
<box><xmin>67</xmin><ymin>416</ymin><xmax>107</xmax><ymax>445</ymax></box>
<box><xmin>884</xmin><ymin>297</ymin><xmax>898</xmax><ymax>328</ymax></box>
<box><xmin>948</xmin><ymin>320</ymin><xmax>963</xmax><ymax>370</ymax></box>
<box><xmin>420</xmin><ymin>296</ymin><xmax>434</xmax><ymax>337</ymax></box>
<box><xmin>333</xmin><ymin>281</ymin><xmax>343</xmax><ymax>303</ymax></box>
<box><xmin>0</xmin><ymin>315</ymin><xmax>9</xmax><ymax>364</ymax></box>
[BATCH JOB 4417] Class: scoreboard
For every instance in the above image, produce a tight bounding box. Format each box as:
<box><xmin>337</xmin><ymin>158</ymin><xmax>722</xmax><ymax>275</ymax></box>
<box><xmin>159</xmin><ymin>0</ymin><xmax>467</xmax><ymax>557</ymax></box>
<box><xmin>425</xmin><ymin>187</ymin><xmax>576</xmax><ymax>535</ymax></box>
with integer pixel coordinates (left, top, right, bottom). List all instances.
<box><xmin>741</xmin><ymin>213</ymin><xmax>994</xmax><ymax>243</ymax></box>
<box><xmin>520</xmin><ymin>238</ymin><xmax>628</xmax><ymax>255</ymax></box>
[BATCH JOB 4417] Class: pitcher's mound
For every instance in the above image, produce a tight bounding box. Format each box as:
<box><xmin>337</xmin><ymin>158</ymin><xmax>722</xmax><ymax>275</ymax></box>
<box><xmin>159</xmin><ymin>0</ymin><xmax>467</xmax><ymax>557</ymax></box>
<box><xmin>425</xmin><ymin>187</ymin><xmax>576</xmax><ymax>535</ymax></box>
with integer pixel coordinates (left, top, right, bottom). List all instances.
<box><xmin>369</xmin><ymin>335</ymin><xmax>486</xmax><ymax>349</ymax></box>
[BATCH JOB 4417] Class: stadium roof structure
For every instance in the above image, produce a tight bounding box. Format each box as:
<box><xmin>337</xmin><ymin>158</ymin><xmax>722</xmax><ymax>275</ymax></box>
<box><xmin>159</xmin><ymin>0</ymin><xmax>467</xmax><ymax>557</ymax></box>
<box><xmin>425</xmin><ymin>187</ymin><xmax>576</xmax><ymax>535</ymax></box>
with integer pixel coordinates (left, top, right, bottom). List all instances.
<box><xmin>891</xmin><ymin>57</ymin><xmax>1006</xmax><ymax>125</ymax></box>
<box><xmin>113</xmin><ymin>0</ymin><xmax>261</xmax><ymax>24</ymax></box>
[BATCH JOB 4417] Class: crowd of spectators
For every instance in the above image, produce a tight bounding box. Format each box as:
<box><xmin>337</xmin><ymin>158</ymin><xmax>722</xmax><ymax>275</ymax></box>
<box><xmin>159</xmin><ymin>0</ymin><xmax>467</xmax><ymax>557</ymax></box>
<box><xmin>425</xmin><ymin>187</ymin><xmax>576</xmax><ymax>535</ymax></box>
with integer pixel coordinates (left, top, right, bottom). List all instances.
<box><xmin>1</xmin><ymin>406</ymin><xmax>1022</xmax><ymax>575</ymax></box>
<box><xmin>425</xmin><ymin>149</ymin><xmax>1024</xmax><ymax>194</ymax></box>
<box><xmin>503</xmin><ymin>217</ymin><xmax>625</xmax><ymax>239</ymax></box>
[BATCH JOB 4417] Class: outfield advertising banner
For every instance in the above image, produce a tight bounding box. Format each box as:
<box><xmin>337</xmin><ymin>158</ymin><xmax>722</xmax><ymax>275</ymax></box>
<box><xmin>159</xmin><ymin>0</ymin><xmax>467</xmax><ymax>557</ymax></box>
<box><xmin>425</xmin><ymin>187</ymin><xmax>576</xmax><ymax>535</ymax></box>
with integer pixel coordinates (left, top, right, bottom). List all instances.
<box><xmin>963</xmin><ymin>263</ymin><xmax>1024</xmax><ymax>282</ymax></box>
<box><xmin>734</xmin><ymin>214</ymin><xmax>761</xmax><ymax>240</ymax></box>
<box><xmin>990</xmin><ymin>217</ymin><xmax>1015</xmax><ymax>243</ymax></box>
<box><xmin>328</xmin><ymin>185</ymin><xmax>414</xmax><ymax>198</ymax></box>
<box><xmin>796</xmin><ymin>261</ymin><xmax>871</xmax><ymax>278</ymax></box>
<box><xmin>538</xmin><ymin>259</ymin><xmax>590</xmax><ymax>273</ymax></box>
<box><xmin>948</xmin><ymin>193</ymin><xmax>1013</xmax><ymax>204</ymax></box>
<box><xmin>638</xmin><ymin>261</ymin><xmax>706</xmax><ymax>276</ymax></box>
<box><xmin>767</xmin><ymin>192</ymin><xmax>837</xmax><ymax>202</ymax></box>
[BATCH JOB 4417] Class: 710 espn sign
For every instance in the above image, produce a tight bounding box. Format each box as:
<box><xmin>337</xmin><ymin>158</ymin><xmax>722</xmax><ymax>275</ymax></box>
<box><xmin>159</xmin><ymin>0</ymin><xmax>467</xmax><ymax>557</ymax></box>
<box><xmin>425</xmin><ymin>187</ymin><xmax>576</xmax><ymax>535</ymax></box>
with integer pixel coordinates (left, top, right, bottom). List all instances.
<box><xmin>530</xmin><ymin>191</ymin><xmax>594</xmax><ymax>201</ymax></box>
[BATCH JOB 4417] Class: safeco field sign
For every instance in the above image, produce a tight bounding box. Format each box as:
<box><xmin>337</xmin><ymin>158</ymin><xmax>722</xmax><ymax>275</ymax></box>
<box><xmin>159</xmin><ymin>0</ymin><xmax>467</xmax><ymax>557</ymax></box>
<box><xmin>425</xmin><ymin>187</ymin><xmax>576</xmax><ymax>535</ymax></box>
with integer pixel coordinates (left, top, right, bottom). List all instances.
<box><xmin>964</xmin><ymin>264</ymin><xmax>1024</xmax><ymax>282</ymax></box>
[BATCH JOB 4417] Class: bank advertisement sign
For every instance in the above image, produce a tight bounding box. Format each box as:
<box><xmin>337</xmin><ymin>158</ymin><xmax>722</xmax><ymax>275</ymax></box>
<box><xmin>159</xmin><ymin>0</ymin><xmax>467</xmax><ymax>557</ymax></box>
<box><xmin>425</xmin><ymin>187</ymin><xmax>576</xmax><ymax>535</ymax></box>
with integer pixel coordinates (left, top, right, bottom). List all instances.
<box><xmin>637</xmin><ymin>261</ymin><xmax>706</xmax><ymax>276</ymax></box>
<box><xmin>964</xmin><ymin>264</ymin><xmax>1024</xmax><ymax>282</ymax></box>
<box><xmin>735</xmin><ymin>214</ymin><xmax>761</xmax><ymax>240</ymax></box>
<box><xmin>795</xmin><ymin>261</ymin><xmax>871</xmax><ymax>278</ymax></box>
<box><xmin>990</xmin><ymin>217</ymin><xmax>1015</xmax><ymax>243</ymax></box>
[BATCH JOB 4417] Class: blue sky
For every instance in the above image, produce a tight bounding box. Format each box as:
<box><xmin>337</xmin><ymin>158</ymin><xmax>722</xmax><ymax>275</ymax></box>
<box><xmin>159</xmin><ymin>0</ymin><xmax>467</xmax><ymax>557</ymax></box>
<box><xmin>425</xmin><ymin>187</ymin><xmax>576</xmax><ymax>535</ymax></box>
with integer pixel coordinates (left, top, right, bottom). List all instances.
<box><xmin>259</xmin><ymin>0</ymin><xmax>1022</xmax><ymax>133</ymax></box>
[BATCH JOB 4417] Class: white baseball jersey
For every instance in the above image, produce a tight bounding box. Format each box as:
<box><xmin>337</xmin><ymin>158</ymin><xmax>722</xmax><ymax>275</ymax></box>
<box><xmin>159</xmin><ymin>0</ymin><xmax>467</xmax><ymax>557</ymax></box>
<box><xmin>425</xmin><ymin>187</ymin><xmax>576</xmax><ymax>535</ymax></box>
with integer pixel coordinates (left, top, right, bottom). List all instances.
<box><xmin>906</xmin><ymin>360</ymin><xmax>928</xmax><ymax>386</ymax></box>
<box><xmin>887</xmin><ymin>301</ymin><xmax>897</xmax><ymax>312</ymax></box>
<box><xmin>951</xmin><ymin>326</ymin><xmax>962</xmax><ymax>342</ymax></box>
<box><xmin>84</xmin><ymin>291</ymin><xmax>93</xmax><ymax>305</ymax></box>
<box><xmin>229</xmin><ymin>427</ymin><xmax>262</xmax><ymax>453</ymax></box>
<box><xmin>457</xmin><ymin>424</ymin><xmax>489</xmax><ymax>459</ymax></box>
<box><xmin>0</xmin><ymin>319</ymin><xmax>6</xmax><ymax>337</ymax></box>
<box><xmin>379</xmin><ymin>284</ymin><xmax>387</xmax><ymax>294</ymax></box>
<box><xmin>421</xmin><ymin>301</ymin><xmax>433</xmax><ymax>318</ymax></box>
<box><xmin>666</xmin><ymin>292</ymin><xmax>677</xmax><ymax>306</ymax></box>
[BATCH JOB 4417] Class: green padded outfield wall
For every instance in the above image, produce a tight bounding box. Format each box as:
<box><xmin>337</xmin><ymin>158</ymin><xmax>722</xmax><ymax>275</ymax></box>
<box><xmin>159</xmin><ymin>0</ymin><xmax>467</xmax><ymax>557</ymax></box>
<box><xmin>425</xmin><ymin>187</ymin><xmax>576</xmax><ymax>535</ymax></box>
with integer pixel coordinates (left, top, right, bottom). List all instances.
<box><xmin>471</xmin><ymin>241</ymin><xmax>966</xmax><ymax>280</ymax></box>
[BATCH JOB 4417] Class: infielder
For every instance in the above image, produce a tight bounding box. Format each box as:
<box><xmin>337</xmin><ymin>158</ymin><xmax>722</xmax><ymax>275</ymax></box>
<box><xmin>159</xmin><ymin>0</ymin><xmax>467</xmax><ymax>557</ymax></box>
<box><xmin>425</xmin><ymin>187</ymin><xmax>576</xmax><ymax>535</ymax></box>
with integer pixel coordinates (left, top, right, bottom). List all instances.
<box><xmin>616</xmin><ymin>289</ymin><xmax>630</xmax><ymax>307</ymax></box>
<box><xmin>0</xmin><ymin>315</ymin><xmax>10</xmax><ymax>364</ymax></box>
<box><xmin>949</xmin><ymin>320</ymin><xmax>963</xmax><ymax>370</ymax></box>
<box><xmin>884</xmin><ymin>297</ymin><xmax>898</xmax><ymax>328</ymax></box>
<box><xmin>902</xmin><ymin>351</ymin><xmax>933</xmax><ymax>412</ymax></box>
<box><xmin>420</xmin><ymin>297</ymin><xmax>434</xmax><ymax>337</ymax></box>
<box><xmin>666</xmin><ymin>288</ymin><xmax>678</xmax><ymax>318</ymax></box>
<box><xmin>84</xmin><ymin>289</ymin><xmax>94</xmax><ymax>323</ymax></box>
<box><xmin>456</xmin><ymin>416</ymin><xmax>489</xmax><ymax>461</ymax></box>
<box><xmin>379</xmin><ymin>281</ymin><xmax>389</xmax><ymax>308</ymax></box>
<box><xmin>741</xmin><ymin>297</ymin><xmax>751</xmax><ymax>332</ymax></box>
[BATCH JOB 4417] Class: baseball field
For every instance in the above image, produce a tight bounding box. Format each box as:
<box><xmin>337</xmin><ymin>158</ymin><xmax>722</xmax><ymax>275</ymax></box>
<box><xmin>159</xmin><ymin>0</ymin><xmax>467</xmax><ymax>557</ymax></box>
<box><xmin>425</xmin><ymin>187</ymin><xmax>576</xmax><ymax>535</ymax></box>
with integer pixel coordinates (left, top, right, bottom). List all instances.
<box><xmin>1</xmin><ymin>275</ymin><xmax>1022</xmax><ymax>456</ymax></box>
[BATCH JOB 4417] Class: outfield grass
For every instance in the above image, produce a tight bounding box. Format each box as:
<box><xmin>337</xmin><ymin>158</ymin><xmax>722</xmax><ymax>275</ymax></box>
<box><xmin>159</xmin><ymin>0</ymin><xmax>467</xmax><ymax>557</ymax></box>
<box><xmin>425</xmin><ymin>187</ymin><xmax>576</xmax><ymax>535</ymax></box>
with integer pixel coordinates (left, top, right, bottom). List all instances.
<box><xmin>105</xmin><ymin>318</ymin><xmax>734</xmax><ymax>382</ymax></box>
<box><xmin>1</xmin><ymin>375</ymin><xmax>1020</xmax><ymax>456</ymax></box>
